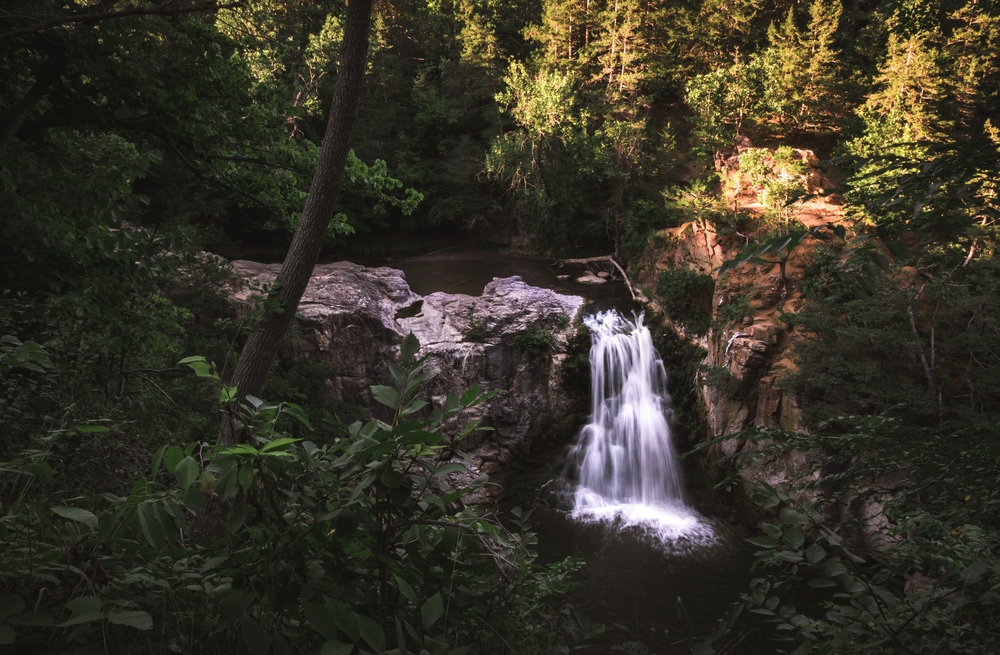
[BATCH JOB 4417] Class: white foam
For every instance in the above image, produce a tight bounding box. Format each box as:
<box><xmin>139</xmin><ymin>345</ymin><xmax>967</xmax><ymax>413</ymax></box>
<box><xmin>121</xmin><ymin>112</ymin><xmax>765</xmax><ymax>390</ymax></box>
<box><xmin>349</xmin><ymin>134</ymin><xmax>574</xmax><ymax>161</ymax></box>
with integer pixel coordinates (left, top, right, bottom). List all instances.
<box><xmin>570</xmin><ymin>497</ymin><xmax>717</xmax><ymax>549</ymax></box>
<box><xmin>566</xmin><ymin>311</ymin><xmax>717</xmax><ymax>552</ymax></box>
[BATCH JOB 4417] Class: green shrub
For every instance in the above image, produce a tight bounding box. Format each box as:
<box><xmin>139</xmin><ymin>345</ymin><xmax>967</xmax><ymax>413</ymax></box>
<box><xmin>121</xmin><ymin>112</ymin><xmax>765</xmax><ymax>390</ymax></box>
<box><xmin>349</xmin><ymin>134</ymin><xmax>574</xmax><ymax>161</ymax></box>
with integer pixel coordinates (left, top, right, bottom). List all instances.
<box><xmin>656</xmin><ymin>268</ymin><xmax>715</xmax><ymax>335</ymax></box>
<box><xmin>715</xmin><ymin>292</ymin><xmax>753</xmax><ymax>327</ymax></box>
<box><xmin>0</xmin><ymin>334</ymin><xmax>590</xmax><ymax>654</ymax></box>
<box><xmin>740</xmin><ymin>148</ymin><xmax>773</xmax><ymax>187</ymax></box>
<box><xmin>515</xmin><ymin>328</ymin><xmax>557</xmax><ymax>354</ymax></box>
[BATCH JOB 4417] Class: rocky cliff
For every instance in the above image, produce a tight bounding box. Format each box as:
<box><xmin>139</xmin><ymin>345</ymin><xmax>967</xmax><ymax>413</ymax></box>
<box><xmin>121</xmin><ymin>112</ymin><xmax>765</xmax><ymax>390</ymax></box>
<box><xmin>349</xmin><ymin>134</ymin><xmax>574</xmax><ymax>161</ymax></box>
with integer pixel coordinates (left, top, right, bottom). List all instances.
<box><xmin>228</xmin><ymin>260</ymin><xmax>588</xmax><ymax>487</ymax></box>
<box><xmin>634</xmin><ymin>145</ymin><xmax>847</xmax><ymax>519</ymax></box>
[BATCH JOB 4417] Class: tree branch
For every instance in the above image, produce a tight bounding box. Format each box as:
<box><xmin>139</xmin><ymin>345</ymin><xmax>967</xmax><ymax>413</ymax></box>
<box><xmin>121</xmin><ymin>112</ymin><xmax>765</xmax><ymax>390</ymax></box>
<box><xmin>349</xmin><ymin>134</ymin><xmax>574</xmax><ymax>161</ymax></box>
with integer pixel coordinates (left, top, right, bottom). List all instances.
<box><xmin>556</xmin><ymin>255</ymin><xmax>638</xmax><ymax>301</ymax></box>
<box><xmin>0</xmin><ymin>1</ymin><xmax>245</xmax><ymax>44</ymax></box>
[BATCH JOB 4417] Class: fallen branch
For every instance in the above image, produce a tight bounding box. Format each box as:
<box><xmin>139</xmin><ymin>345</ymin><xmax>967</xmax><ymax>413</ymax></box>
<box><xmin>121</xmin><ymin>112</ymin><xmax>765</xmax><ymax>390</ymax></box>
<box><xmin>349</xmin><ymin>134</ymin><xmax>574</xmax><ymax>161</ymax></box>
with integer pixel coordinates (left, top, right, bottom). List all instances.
<box><xmin>556</xmin><ymin>255</ymin><xmax>638</xmax><ymax>301</ymax></box>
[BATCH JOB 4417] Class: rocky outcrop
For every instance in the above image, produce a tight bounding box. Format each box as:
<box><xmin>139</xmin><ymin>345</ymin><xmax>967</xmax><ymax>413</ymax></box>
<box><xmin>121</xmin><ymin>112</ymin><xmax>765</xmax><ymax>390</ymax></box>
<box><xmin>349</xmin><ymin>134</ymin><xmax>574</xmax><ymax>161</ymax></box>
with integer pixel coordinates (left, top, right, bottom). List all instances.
<box><xmin>228</xmin><ymin>261</ymin><xmax>587</xmax><ymax>483</ymax></box>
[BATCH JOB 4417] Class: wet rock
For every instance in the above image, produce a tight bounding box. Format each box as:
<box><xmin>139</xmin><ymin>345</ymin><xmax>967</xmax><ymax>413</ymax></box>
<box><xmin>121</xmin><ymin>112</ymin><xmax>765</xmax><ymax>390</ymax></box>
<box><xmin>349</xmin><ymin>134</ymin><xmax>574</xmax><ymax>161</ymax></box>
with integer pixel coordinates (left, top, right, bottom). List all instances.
<box><xmin>576</xmin><ymin>274</ymin><xmax>607</xmax><ymax>284</ymax></box>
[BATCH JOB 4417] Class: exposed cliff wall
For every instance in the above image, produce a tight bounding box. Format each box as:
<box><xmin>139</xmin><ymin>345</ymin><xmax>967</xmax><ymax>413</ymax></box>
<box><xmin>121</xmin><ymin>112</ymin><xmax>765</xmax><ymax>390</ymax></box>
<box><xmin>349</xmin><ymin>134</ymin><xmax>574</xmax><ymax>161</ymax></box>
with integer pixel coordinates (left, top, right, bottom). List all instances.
<box><xmin>632</xmin><ymin>146</ymin><xmax>846</xmax><ymax>522</ymax></box>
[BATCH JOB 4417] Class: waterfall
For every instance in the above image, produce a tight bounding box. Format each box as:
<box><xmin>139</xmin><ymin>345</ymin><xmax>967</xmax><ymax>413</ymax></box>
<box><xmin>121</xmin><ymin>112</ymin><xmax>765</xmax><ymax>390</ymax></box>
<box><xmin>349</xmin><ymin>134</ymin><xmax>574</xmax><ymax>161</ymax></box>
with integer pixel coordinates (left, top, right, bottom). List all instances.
<box><xmin>568</xmin><ymin>310</ymin><xmax>714</xmax><ymax>544</ymax></box>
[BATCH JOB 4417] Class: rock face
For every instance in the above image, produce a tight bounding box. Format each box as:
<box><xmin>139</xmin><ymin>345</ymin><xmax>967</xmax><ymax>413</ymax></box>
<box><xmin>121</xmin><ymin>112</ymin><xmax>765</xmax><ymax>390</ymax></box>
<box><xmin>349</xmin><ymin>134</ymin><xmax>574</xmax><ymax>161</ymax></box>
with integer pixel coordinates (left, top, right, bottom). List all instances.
<box><xmin>229</xmin><ymin>261</ymin><xmax>587</xmax><ymax>482</ymax></box>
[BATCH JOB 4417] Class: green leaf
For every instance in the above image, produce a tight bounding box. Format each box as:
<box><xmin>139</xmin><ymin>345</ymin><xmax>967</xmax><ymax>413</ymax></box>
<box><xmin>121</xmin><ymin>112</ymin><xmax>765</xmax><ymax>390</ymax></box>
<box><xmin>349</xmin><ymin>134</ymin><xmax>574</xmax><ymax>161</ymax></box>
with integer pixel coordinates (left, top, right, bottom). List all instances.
<box><xmin>805</xmin><ymin>544</ymin><xmax>826</xmax><ymax>564</ymax></box>
<box><xmin>459</xmin><ymin>386</ymin><xmax>481</xmax><ymax>406</ymax></box>
<box><xmin>396</xmin><ymin>617</ymin><xmax>409</xmax><ymax>655</ymax></box>
<box><xmin>400</xmin><ymin>332</ymin><xmax>420</xmax><ymax>364</ymax></box>
<box><xmin>261</xmin><ymin>438</ymin><xmax>301</xmax><ymax>454</ymax></box>
<box><xmin>421</xmin><ymin>593</ymin><xmax>444</xmax><ymax>630</ymax></box>
<box><xmin>783</xmin><ymin>527</ymin><xmax>805</xmax><ymax>549</ymax></box>
<box><xmin>433</xmin><ymin>462</ymin><xmax>467</xmax><ymax>477</ymax></box>
<box><xmin>66</xmin><ymin>597</ymin><xmax>102</xmax><ymax>615</ymax></box>
<box><xmin>745</xmin><ymin>536</ymin><xmax>779</xmax><ymax>549</ymax></box>
<box><xmin>401</xmin><ymin>400</ymin><xmax>428</xmax><ymax>415</ymax></box>
<box><xmin>304</xmin><ymin>603</ymin><xmax>340</xmax><ymax>641</ymax></box>
<box><xmin>381</xmin><ymin>469</ymin><xmax>404</xmax><ymax>488</ymax></box>
<box><xmin>242</xmin><ymin>617</ymin><xmax>272</xmax><ymax>655</ymax></box>
<box><xmin>371</xmin><ymin>385</ymin><xmax>400</xmax><ymax>409</ymax></box>
<box><xmin>107</xmin><ymin>610</ymin><xmax>153</xmax><ymax>630</ymax></box>
<box><xmin>162</xmin><ymin>447</ymin><xmax>184</xmax><ymax>476</ymax></box>
<box><xmin>174</xmin><ymin>456</ymin><xmax>199</xmax><ymax>490</ymax></box>
<box><xmin>0</xmin><ymin>596</ymin><xmax>24</xmax><ymax>622</ymax></box>
<box><xmin>52</xmin><ymin>506</ymin><xmax>98</xmax><ymax>529</ymax></box>
<box><xmin>321</xmin><ymin>641</ymin><xmax>354</xmax><ymax>655</ymax></box>
<box><xmin>282</xmin><ymin>403</ymin><xmax>313</xmax><ymax>430</ymax></box>
<box><xmin>57</xmin><ymin>611</ymin><xmax>104</xmax><ymax>627</ymax></box>
<box><xmin>326</xmin><ymin>599</ymin><xmax>360</xmax><ymax>644</ymax></box>
<box><xmin>824</xmin><ymin>560</ymin><xmax>847</xmax><ymax>577</ymax></box>
<box><xmin>394</xmin><ymin>575</ymin><xmax>418</xmax><ymax>605</ymax></box>
<box><xmin>150</xmin><ymin>445</ymin><xmax>167</xmax><ymax>478</ymax></box>
<box><xmin>238</xmin><ymin>464</ymin><xmax>253</xmax><ymax>491</ymax></box>
<box><xmin>227</xmin><ymin>495</ymin><xmax>248</xmax><ymax>533</ymax></box>
<box><xmin>357</xmin><ymin>614</ymin><xmax>386</xmax><ymax>652</ymax></box>
<box><xmin>138</xmin><ymin>503</ymin><xmax>167</xmax><ymax>549</ymax></box>
<box><xmin>216</xmin><ymin>466</ymin><xmax>238</xmax><ymax>502</ymax></box>
<box><xmin>73</xmin><ymin>424</ymin><xmax>109</xmax><ymax>433</ymax></box>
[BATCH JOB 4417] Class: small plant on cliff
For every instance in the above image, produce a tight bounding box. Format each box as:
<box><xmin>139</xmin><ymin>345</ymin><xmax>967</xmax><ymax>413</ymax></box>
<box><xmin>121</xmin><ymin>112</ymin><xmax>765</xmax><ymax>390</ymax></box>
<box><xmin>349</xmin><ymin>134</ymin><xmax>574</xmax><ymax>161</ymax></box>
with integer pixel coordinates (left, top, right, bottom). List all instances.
<box><xmin>515</xmin><ymin>328</ymin><xmax>557</xmax><ymax>355</ymax></box>
<box><xmin>465</xmin><ymin>309</ymin><xmax>488</xmax><ymax>342</ymax></box>
<box><xmin>715</xmin><ymin>292</ymin><xmax>754</xmax><ymax>327</ymax></box>
<box><xmin>656</xmin><ymin>268</ymin><xmax>714</xmax><ymax>335</ymax></box>
<box><xmin>554</xmin><ymin>313</ymin><xmax>571</xmax><ymax>329</ymax></box>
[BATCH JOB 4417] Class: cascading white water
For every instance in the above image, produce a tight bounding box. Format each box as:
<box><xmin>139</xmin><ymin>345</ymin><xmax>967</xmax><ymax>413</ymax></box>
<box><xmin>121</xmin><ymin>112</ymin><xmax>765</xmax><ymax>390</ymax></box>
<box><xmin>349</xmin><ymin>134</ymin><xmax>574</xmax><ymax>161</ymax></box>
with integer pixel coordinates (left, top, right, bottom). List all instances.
<box><xmin>568</xmin><ymin>310</ymin><xmax>714</xmax><ymax>545</ymax></box>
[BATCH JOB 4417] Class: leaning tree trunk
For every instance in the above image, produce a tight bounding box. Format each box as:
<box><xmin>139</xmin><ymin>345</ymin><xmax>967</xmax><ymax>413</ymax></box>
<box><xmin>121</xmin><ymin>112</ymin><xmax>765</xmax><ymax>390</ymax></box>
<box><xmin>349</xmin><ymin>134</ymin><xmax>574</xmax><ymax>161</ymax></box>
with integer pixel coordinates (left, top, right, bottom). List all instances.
<box><xmin>220</xmin><ymin>0</ymin><xmax>374</xmax><ymax>445</ymax></box>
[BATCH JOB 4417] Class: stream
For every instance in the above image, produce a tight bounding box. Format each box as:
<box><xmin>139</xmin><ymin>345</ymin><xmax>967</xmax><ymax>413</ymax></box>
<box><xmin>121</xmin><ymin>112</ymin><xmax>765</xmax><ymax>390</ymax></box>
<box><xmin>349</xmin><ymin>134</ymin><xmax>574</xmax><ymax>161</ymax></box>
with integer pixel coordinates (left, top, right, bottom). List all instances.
<box><xmin>391</xmin><ymin>248</ymin><xmax>763</xmax><ymax>655</ymax></box>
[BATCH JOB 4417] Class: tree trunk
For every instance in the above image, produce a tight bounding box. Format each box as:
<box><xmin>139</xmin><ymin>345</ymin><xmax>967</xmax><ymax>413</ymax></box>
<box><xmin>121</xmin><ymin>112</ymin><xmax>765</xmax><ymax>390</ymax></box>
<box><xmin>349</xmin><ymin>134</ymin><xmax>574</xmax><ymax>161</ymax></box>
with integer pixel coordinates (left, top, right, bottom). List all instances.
<box><xmin>220</xmin><ymin>0</ymin><xmax>374</xmax><ymax>445</ymax></box>
<box><xmin>0</xmin><ymin>55</ymin><xmax>66</xmax><ymax>156</ymax></box>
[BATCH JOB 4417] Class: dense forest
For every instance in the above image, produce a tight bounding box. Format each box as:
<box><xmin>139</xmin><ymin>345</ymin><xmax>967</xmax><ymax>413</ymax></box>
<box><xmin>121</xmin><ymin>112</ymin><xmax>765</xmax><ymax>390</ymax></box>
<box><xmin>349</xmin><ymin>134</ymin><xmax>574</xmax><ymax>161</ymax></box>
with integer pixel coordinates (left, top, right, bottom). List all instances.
<box><xmin>1</xmin><ymin>0</ymin><xmax>999</xmax><ymax>653</ymax></box>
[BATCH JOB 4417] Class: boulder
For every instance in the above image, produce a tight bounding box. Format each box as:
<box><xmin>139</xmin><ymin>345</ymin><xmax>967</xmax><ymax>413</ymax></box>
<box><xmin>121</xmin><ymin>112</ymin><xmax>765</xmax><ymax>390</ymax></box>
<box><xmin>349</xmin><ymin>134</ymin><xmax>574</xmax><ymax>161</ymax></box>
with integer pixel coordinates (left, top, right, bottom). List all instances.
<box><xmin>228</xmin><ymin>262</ymin><xmax>588</xmax><ymax>488</ymax></box>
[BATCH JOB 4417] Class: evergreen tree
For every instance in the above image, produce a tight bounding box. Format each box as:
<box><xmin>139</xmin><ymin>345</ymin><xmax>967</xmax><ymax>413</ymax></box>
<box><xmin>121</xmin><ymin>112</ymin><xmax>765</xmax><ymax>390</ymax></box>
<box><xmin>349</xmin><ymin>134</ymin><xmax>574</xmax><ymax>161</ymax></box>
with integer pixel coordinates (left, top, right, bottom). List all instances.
<box><xmin>764</xmin><ymin>0</ymin><xmax>843</xmax><ymax>128</ymax></box>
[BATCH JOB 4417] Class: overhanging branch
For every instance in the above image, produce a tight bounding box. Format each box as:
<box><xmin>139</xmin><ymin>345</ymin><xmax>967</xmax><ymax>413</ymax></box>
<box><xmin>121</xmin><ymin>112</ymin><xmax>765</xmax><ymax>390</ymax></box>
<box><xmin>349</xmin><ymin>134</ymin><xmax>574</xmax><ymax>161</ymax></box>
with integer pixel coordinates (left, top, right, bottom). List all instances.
<box><xmin>0</xmin><ymin>1</ymin><xmax>245</xmax><ymax>44</ymax></box>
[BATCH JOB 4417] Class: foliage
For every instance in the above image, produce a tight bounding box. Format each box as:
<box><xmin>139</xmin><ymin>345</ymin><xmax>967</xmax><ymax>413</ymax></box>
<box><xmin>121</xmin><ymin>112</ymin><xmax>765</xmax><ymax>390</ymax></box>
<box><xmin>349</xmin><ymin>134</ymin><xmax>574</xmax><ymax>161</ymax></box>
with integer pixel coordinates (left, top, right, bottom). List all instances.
<box><xmin>464</xmin><ymin>310</ymin><xmax>488</xmax><ymax>343</ymax></box>
<box><xmin>684</xmin><ymin>53</ymin><xmax>775</xmax><ymax>152</ymax></box>
<box><xmin>694</xmin><ymin>416</ymin><xmax>1000</xmax><ymax>655</ymax></box>
<box><xmin>715</xmin><ymin>292</ymin><xmax>753</xmax><ymax>327</ymax></box>
<box><xmin>655</xmin><ymin>268</ymin><xmax>714</xmax><ymax>335</ymax></box>
<box><xmin>782</xmin><ymin>257</ymin><xmax>1000</xmax><ymax>425</ymax></box>
<box><xmin>514</xmin><ymin>328</ymin><xmax>557</xmax><ymax>355</ymax></box>
<box><xmin>0</xmin><ymin>334</ymin><xmax>586</xmax><ymax>654</ymax></box>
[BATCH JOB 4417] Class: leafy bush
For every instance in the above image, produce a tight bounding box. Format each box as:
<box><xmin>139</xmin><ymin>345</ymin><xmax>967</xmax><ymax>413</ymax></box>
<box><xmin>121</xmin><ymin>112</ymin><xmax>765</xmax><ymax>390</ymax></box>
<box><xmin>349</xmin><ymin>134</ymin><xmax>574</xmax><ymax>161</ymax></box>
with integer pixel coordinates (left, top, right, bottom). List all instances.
<box><xmin>515</xmin><ymin>328</ymin><xmax>557</xmax><ymax>355</ymax></box>
<box><xmin>695</xmin><ymin>417</ymin><xmax>1000</xmax><ymax>655</ymax></box>
<box><xmin>740</xmin><ymin>148</ymin><xmax>773</xmax><ymax>187</ymax></box>
<box><xmin>715</xmin><ymin>292</ymin><xmax>754</xmax><ymax>327</ymax></box>
<box><xmin>656</xmin><ymin>268</ymin><xmax>715</xmax><ymax>335</ymax></box>
<box><xmin>0</xmin><ymin>335</ymin><xmax>588</xmax><ymax>654</ymax></box>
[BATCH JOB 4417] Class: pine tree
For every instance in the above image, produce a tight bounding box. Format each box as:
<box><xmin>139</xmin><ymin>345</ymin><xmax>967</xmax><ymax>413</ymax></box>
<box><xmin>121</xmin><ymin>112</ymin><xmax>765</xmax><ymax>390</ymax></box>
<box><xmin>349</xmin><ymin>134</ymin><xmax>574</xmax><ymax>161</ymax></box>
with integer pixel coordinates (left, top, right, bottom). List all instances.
<box><xmin>764</xmin><ymin>0</ymin><xmax>843</xmax><ymax>128</ymax></box>
<box><xmin>867</xmin><ymin>31</ymin><xmax>949</xmax><ymax>140</ymax></box>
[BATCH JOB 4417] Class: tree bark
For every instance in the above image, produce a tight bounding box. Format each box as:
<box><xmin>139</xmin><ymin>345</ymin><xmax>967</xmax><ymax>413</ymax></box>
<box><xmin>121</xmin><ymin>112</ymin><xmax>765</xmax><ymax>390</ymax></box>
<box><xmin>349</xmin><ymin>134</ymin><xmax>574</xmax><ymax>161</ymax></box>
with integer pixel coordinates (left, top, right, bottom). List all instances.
<box><xmin>0</xmin><ymin>55</ymin><xmax>66</xmax><ymax>156</ymax></box>
<box><xmin>220</xmin><ymin>0</ymin><xmax>374</xmax><ymax>445</ymax></box>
